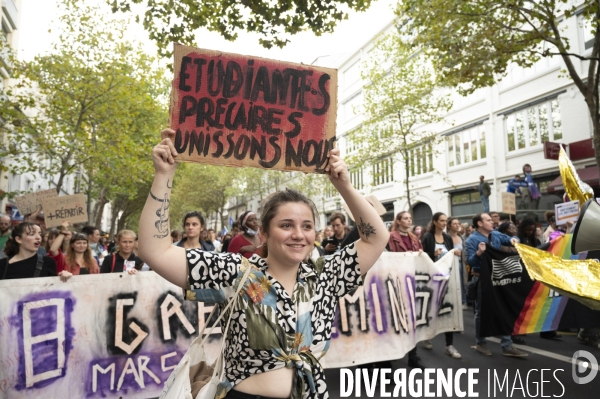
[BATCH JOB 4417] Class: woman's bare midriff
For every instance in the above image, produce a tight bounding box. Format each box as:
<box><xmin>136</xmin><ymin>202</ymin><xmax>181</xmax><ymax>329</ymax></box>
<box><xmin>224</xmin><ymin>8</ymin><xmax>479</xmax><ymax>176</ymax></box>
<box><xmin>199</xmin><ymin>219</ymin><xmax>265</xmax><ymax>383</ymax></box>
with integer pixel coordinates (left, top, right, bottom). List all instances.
<box><xmin>234</xmin><ymin>367</ymin><xmax>294</xmax><ymax>398</ymax></box>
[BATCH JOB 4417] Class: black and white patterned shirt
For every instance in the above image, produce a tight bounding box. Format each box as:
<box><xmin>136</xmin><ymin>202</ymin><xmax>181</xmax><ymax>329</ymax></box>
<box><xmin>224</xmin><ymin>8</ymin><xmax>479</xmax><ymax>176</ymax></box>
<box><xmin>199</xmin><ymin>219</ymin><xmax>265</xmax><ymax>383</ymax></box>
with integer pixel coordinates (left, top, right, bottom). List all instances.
<box><xmin>185</xmin><ymin>242</ymin><xmax>362</xmax><ymax>399</ymax></box>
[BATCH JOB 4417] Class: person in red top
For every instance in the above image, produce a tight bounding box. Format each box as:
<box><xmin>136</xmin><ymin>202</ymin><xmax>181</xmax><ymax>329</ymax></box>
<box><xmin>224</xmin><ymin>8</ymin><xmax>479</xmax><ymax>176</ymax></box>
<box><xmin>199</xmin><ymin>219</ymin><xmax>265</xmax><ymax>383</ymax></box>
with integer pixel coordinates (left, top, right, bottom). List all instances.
<box><xmin>65</xmin><ymin>233</ymin><xmax>100</xmax><ymax>275</ymax></box>
<box><xmin>387</xmin><ymin>211</ymin><xmax>426</xmax><ymax>369</ymax></box>
<box><xmin>389</xmin><ymin>212</ymin><xmax>423</xmax><ymax>253</ymax></box>
<box><xmin>227</xmin><ymin>211</ymin><xmax>263</xmax><ymax>259</ymax></box>
<box><xmin>44</xmin><ymin>221</ymin><xmax>71</xmax><ymax>273</ymax></box>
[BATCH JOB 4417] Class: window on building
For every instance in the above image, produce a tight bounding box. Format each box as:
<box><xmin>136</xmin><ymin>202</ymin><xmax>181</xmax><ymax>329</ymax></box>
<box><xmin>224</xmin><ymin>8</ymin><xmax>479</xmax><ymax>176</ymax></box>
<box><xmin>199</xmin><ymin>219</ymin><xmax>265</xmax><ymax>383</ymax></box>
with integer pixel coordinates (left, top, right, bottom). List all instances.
<box><xmin>450</xmin><ymin>190</ymin><xmax>484</xmax><ymax>222</ymax></box>
<box><xmin>350</xmin><ymin>167</ymin><xmax>364</xmax><ymax>190</ymax></box>
<box><xmin>408</xmin><ymin>143</ymin><xmax>434</xmax><ymax>176</ymax></box>
<box><xmin>579</xmin><ymin>15</ymin><xmax>595</xmax><ymax>51</ymax></box>
<box><xmin>446</xmin><ymin>124</ymin><xmax>486</xmax><ymax>167</ymax></box>
<box><xmin>345</xmin><ymin>134</ymin><xmax>360</xmax><ymax>154</ymax></box>
<box><xmin>325</xmin><ymin>182</ymin><xmax>336</xmax><ymax>198</ymax></box>
<box><xmin>505</xmin><ymin>98</ymin><xmax>561</xmax><ymax>152</ymax></box>
<box><xmin>372</xmin><ymin>157</ymin><xmax>394</xmax><ymax>186</ymax></box>
<box><xmin>344</xmin><ymin>60</ymin><xmax>361</xmax><ymax>87</ymax></box>
<box><xmin>344</xmin><ymin>92</ymin><xmax>362</xmax><ymax>122</ymax></box>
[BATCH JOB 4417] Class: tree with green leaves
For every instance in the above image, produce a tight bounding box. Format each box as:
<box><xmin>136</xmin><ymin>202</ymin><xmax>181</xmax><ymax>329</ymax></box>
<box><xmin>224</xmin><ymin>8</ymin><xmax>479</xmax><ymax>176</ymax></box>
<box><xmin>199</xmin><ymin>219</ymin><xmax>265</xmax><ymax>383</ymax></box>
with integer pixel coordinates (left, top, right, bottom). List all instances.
<box><xmin>169</xmin><ymin>163</ymin><xmax>244</xmax><ymax>231</ymax></box>
<box><xmin>0</xmin><ymin>0</ymin><xmax>167</xmax><ymax>223</ymax></box>
<box><xmin>349</xmin><ymin>32</ymin><xmax>452</xmax><ymax>210</ymax></box>
<box><xmin>110</xmin><ymin>0</ymin><xmax>374</xmax><ymax>58</ymax></box>
<box><xmin>399</xmin><ymin>0</ymin><xmax>600</xmax><ymax>180</ymax></box>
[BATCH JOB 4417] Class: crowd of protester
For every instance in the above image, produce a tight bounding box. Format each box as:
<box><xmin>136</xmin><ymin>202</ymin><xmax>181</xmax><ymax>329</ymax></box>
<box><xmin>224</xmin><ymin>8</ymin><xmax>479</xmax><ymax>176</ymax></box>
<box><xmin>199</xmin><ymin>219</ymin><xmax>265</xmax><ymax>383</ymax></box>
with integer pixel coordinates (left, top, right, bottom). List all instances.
<box><xmin>0</xmin><ymin>202</ymin><xmax>597</xmax><ymax>364</ymax></box>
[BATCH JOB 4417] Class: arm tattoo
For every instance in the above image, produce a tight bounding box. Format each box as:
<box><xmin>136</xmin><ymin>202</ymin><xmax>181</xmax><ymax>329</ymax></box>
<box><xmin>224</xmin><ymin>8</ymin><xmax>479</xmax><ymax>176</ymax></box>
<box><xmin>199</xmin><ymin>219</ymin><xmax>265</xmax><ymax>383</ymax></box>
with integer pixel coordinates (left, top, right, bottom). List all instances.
<box><xmin>150</xmin><ymin>185</ymin><xmax>170</xmax><ymax>238</ymax></box>
<box><xmin>357</xmin><ymin>217</ymin><xmax>376</xmax><ymax>240</ymax></box>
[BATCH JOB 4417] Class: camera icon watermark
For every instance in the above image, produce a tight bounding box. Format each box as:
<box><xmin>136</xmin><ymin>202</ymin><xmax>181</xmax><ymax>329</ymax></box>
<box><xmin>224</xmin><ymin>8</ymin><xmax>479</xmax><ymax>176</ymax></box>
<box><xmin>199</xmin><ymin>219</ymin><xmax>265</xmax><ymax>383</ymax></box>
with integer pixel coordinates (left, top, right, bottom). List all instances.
<box><xmin>572</xmin><ymin>350</ymin><xmax>598</xmax><ymax>384</ymax></box>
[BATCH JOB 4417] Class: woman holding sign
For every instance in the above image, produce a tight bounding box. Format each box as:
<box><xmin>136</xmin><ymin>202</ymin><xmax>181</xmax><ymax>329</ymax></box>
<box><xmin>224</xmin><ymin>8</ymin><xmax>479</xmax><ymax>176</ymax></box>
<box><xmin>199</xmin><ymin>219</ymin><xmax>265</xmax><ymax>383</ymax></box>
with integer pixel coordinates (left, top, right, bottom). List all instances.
<box><xmin>138</xmin><ymin>129</ymin><xmax>389</xmax><ymax>399</ymax></box>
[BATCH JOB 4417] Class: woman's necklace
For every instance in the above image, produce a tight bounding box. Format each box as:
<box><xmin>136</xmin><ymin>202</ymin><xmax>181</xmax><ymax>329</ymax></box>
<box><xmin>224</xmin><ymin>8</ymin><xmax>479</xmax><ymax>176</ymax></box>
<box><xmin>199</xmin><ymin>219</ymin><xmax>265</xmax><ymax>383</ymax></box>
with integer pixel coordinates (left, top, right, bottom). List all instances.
<box><xmin>398</xmin><ymin>229</ymin><xmax>409</xmax><ymax>236</ymax></box>
<box><xmin>435</xmin><ymin>232</ymin><xmax>444</xmax><ymax>244</ymax></box>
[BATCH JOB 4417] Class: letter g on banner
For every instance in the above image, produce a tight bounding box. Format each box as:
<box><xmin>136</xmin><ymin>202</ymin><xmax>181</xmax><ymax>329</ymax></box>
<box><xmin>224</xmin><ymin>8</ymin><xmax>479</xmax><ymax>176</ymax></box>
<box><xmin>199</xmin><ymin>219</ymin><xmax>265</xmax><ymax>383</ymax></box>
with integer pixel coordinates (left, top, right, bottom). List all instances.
<box><xmin>572</xmin><ymin>350</ymin><xmax>598</xmax><ymax>384</ymax></box>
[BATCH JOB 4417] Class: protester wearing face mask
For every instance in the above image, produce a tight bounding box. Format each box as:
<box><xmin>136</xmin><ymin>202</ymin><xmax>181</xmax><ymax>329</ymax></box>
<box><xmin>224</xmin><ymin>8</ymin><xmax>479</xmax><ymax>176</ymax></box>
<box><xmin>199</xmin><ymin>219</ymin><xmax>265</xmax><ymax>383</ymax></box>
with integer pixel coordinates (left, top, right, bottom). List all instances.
<box><xmin>227</xmin><ymin>211</ymin><xmax>263</xmax><ymax>259</ymax></box>
<box><xmin>413</xmin><ymin>225</ymin><xmax>425</xmax><ymax>239</ymax></box>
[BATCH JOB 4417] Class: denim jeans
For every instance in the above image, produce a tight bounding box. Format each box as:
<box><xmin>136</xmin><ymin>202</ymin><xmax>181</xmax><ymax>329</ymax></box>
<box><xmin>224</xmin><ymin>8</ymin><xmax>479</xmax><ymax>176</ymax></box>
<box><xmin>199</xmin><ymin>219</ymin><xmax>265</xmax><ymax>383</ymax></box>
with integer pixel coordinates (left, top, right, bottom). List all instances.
<box><xmin>474</xmin><ymin>277</ymin><xmax>512</xmax><ymax>349</ymax></box>
<box><xmin>481</xmin><ymin>195</ymin><xmax>490</xmax><ymax>213</ymax></box>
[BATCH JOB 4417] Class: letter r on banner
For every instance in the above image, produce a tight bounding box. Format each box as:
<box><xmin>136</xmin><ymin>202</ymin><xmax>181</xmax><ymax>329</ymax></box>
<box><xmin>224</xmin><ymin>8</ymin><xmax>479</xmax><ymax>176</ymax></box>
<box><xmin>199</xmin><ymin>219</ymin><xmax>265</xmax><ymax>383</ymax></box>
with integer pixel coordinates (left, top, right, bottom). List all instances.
<box><xmin>23</xmin><ymin>299</ymin><xmax>66</xmax><ymax>387</ymax></box>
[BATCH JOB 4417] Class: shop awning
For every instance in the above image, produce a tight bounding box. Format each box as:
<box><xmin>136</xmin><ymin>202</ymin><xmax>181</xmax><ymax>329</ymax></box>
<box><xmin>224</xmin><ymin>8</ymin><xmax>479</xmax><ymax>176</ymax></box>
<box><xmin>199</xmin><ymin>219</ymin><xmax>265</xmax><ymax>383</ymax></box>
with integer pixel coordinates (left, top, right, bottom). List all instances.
<box><xmin>546</xmin><ymin>165</ymin><xmax>600</xmax><ymax>193</ymax></box>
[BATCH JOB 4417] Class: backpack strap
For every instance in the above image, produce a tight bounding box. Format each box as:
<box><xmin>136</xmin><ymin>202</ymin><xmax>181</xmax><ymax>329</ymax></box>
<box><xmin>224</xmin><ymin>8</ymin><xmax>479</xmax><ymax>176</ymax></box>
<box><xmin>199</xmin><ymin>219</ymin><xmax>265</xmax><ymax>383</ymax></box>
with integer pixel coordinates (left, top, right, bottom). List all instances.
<box><xmin>111</xmin><ymin>254</ymin><xmax>116</xmax><ymax>273</ymax></box>
<box><xmin>33</xmin><ymin>253</ymin><xmax>44</xmax><ymax>278</ymax></box>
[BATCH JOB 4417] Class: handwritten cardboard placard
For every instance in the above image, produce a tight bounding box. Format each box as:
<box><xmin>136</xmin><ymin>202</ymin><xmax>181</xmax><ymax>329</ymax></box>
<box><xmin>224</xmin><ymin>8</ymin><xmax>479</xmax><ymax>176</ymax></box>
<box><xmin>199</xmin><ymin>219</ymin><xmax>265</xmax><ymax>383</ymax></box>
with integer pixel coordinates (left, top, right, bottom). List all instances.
<box><xmin>41</xmin><ymin>193</ymin><xmax>88</xmax><ymax>227</ymax></box>
<box><xmin>502</xmin><ymin>192</ymin><xmax>516</xmax><ymax>215</ymax></box>
<box><xmin>170</xmin><ymin>43</ymin><xmax>338</xmax><ymax>173</ymax></box>
<box><xmin>14</xmin><ymin>189</ymin><xmax>58</xmax><ymax>215</ymax></box>
<box><xmin>555</xmin><ymin>200</ymin><xmax>580</xmax><ymax>225</ymax></box>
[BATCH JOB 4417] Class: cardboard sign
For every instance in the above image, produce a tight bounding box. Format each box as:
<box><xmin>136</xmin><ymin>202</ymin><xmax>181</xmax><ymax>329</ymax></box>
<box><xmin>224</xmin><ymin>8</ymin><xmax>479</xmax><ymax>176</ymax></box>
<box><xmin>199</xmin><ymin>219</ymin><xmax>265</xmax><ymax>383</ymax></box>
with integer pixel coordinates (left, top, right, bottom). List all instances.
<box><xmin>14</xmin><ymin>189</ymin><xmax>58</xmax><ymax>215</ymax></box>
<box><xmin>41</xmin><ymin>193</ymin><xmax>88</xmax><ymax>227</ymax></box>
<box><xmin>502</xmin><ymin>192</ymin><xmax>516</xmax><ymax>215</ymax></box>
<box><xmin>170</xmin><ymin>44</ymin><xmax>338</xmax><ymax>173</ymax></box>
<box><xmin>555</xmin><ymin>200</ymin><xmax>580</xmax><ymax>225</ymax></box>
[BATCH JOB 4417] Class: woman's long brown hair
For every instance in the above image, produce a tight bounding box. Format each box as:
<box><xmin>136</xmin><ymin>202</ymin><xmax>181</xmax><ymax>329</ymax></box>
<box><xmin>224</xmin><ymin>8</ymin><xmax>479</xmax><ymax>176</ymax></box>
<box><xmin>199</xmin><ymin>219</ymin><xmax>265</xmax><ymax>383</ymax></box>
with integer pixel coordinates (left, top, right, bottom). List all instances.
<box><xmin>65</xmin><ymin>234</ymin><xmax>99</xmax><ymax>273</ymax></box>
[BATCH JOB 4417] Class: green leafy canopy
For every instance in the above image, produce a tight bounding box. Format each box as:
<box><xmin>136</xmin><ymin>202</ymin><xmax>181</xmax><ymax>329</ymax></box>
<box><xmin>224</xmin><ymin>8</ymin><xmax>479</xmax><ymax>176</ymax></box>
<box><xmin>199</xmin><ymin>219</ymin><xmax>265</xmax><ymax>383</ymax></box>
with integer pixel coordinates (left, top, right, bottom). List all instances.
<box><xmin>110</xmin><ymin>0</ymin><xmax>374</xmax><ymax>58</ymax></box>
<box><xmin>0</xmin><ymin>0</ymin><xmax>168</xmax><ymax>222</ymax></box>
<box><xmin>398</xmin><ymin>0</ymin><xmax>600</xmax><ymax>182</ymax></box>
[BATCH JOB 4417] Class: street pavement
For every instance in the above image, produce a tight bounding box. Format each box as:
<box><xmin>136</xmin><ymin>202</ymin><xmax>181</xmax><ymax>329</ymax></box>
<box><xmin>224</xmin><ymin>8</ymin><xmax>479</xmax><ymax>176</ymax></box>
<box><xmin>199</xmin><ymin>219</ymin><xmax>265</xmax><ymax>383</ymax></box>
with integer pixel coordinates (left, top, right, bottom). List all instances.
<box><xmin>325</xmin><ymin>306</ymin><xmax>600</xmax><ymax>398</ymax></box>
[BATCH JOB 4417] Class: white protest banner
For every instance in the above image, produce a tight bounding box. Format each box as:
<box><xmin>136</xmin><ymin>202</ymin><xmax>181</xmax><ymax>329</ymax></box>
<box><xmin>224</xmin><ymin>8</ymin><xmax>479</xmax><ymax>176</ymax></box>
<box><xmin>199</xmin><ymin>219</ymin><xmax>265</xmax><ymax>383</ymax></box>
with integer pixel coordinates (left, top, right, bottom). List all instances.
<box><xmin>555</xmin><ymin>200</ymin><xmax>580</xmax><ymax>225</ymax></box>
<box><xmin>14</xmin><ymin>189</ymin><xmax>58</xmax><ymax>215</ymax></box>
<box><xmin>41</xmin><ymin>193</ymin><xmax>88</xmax><ymax>228</ymax></box>
<box><xmin>0</xmin><ymin>253</ymin><xmax>461</xmax><ymax>398</ymax></box>
<box><xmin>321</xmin><ymin>251</ymin><xmax>462</xmax><ymax>368</ymax></box>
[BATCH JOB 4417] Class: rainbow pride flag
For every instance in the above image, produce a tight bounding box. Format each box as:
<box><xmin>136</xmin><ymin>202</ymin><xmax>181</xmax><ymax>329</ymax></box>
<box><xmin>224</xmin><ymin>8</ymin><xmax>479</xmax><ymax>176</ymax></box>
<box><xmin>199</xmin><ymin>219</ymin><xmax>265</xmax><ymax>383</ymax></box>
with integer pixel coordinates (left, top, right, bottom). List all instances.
<box><xmin>547</xmin><ymin>233</ymin><xmax>590</xmax><ymax>260</ymax></box>
<box><xmin>512</xmin><ymin>280</ymin><xmax>569</xmax><ymax>335</ymax></box>
<box><xmin>480</xmin><ymin>246</ymin><xmax>569</xmax><ymax>336</ymax></box>
<box><xmin>512</xmin><ymin>234</ymin><xmax>594</xmax><ymax>334</ymax></box>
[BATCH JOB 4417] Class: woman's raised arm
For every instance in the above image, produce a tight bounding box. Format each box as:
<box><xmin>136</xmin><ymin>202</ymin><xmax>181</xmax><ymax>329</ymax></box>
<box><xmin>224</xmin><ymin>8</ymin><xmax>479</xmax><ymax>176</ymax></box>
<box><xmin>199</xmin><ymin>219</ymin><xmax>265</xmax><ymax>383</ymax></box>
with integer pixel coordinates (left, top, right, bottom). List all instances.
<box><xmin>49</xmin><ymin>221</ymin><xmax>69</xmax><ymax>256</ymax></box>
<box><xmin>138</xmin><ymin>129</ymin><xmax>188</xmax><ymax>288</ymax></box>
<box><xmin>326</xmin><ymin>149</ymin><xmax>389</xmax><ymax>275</ymax></box>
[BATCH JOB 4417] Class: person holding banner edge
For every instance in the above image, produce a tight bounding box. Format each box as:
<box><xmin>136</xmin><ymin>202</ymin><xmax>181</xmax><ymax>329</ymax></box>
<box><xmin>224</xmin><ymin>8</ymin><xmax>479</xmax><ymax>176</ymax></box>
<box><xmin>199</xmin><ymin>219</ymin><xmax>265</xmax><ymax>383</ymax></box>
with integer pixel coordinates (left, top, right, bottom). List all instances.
<box><xmin>387</xmin><ymin>211</ymin><xmax>427</xmax><ymax>369</ymax></box>
<box><xmin>138</xmin><ymin>128</ymin><xmax>389</xmax><ymax>399</ymax></box>
<box><xmin>465</xmin><ymin>212</ymin><xmax>527</xmax><ymax>357</ymax></box>
<box><xmin>420</xmin><ymin>212</ymin><xmax>462</xmax><ymax>359</ymax></box>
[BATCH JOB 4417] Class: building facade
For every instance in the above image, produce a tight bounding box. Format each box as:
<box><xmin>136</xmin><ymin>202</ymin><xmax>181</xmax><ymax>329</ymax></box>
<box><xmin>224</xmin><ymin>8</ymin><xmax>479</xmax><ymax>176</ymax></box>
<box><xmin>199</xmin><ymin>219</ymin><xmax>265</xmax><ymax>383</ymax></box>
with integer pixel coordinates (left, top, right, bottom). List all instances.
<box><xmin>313</xmin><ymin>12</ymin><xmax>598</xmax><ymax>230</ymax></box>
<box><xmin>0</xmin><ymin>0</ymin><xmax>21</xmax><ymax>218</ymax></box>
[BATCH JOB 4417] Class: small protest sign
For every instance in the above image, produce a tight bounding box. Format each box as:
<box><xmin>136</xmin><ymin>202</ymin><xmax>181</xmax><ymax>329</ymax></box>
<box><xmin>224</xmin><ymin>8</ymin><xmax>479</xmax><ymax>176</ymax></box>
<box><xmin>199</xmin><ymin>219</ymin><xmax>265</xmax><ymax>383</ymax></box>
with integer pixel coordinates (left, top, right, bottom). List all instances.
<box><xmin>14</xmin><ymin>189</ymin><xmax>58</xmax><ymax>215</ymax></box>
<box><xmin>170</xmin><ymin>43</ymin><xmax>338</xmax><ymax>173</ymax></box>
<box><xmin>555</xmin><ymin>200</ymin><xmax>580</xmax><ymax>225</ymax></box>
<box><xmin>502</xmin><ymin>192</ymin><xmax>516</xmax><ymax>215</ymax></box>
<box><xmin>41</xmin><ymin>193</ymin><xmax>88</xmax><ymax>228</ymax></box>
